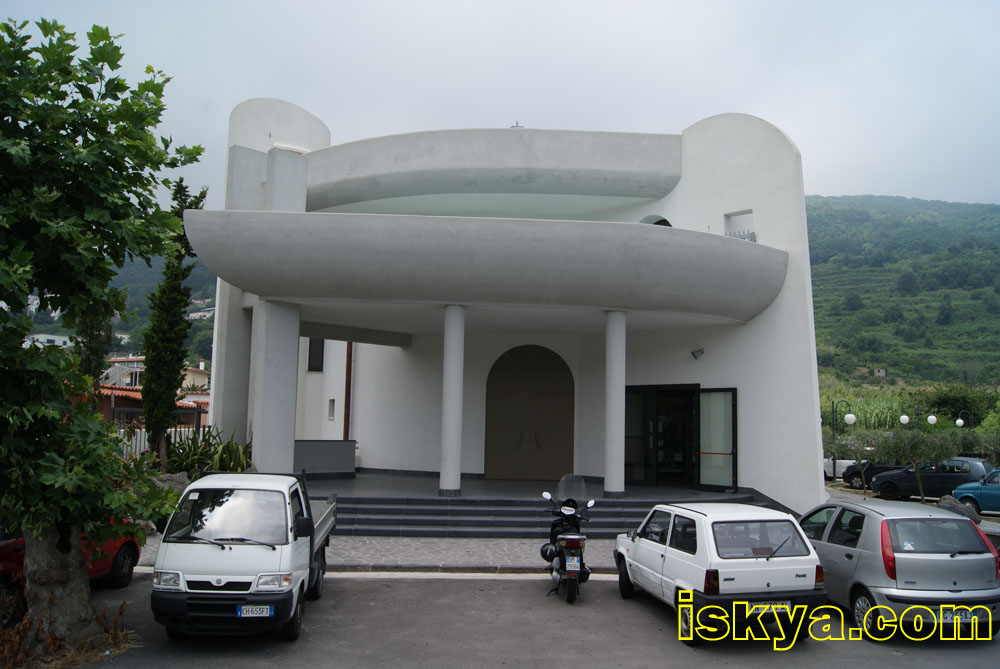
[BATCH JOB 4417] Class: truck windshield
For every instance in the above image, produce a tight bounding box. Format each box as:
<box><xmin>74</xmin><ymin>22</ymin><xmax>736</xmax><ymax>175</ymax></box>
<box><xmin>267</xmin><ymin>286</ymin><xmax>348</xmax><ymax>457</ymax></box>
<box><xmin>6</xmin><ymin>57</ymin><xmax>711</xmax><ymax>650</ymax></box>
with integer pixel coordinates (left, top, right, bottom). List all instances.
<box><xmin>164</xmin><ymin>488</ymin><xmax>288</xmax><ymax>546</ymax></box>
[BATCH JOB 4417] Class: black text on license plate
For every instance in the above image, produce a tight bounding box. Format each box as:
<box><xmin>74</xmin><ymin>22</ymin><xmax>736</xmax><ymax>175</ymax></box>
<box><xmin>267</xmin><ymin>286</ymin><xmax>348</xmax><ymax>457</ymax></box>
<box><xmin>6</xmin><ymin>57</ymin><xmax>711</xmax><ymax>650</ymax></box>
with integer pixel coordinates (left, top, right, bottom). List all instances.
<box><xmin>237</xmin><ymin>605</ymin><xmax>274</xmax><ymax>618</ymax></box>
<box><xmin>565</xmin><ymin>557</ymin><xmax>580</xmax><ymax>571</ymax></box>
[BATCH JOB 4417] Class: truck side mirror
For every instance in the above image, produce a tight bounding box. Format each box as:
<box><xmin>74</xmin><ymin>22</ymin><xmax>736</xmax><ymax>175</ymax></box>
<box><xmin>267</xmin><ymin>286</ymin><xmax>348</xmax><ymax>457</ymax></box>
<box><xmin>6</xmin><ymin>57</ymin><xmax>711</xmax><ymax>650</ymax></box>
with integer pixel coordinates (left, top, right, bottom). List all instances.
<box><xmin>294</xmin><ymin>516</ymin><xmax>314</xmax><ymax>539</ymax></box>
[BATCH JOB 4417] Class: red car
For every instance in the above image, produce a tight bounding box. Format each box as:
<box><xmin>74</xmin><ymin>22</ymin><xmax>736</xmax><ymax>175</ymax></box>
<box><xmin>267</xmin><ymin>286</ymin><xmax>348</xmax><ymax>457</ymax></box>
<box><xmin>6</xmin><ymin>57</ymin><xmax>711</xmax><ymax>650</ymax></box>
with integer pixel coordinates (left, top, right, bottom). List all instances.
<box><xmin>1</xmin><ymin>519</ymin><xmax>140</xmax><ymax>627</ymax></box>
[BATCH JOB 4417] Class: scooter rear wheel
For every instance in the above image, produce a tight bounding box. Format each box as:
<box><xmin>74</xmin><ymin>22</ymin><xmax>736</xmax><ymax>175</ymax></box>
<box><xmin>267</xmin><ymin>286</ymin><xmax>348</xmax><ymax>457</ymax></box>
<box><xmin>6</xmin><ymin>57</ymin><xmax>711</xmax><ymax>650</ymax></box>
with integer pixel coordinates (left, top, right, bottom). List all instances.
<box><xmin>566</xmin><ymin>578</ymin><xmax>578</xmax><ymax>604</ymax></box>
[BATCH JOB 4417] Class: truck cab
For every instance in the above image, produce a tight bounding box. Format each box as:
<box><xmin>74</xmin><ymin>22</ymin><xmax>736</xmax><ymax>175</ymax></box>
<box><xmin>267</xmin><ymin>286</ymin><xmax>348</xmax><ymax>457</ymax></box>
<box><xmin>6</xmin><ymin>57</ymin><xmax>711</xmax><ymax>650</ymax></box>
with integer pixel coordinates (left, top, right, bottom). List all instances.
<box><xmin>151</xmin><ymin>473</ymin><xmax>335</xmax><ymax>640</ymax></box>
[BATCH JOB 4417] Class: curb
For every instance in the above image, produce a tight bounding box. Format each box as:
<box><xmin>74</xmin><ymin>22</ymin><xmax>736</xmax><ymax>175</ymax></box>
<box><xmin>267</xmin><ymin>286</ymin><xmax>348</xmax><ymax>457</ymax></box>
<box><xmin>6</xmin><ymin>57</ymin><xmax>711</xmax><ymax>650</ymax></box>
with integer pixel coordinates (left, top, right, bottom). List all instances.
<box><xmin>327</xmin><ymin>564</ymin><xmax>618</xmax><ymax>575</ymax></box>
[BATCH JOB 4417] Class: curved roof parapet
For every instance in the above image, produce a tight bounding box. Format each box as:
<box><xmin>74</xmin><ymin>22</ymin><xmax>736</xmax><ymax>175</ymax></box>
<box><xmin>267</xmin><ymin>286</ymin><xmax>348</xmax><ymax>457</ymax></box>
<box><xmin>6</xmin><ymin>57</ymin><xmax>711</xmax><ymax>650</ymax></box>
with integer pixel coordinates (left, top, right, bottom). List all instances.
<box><xmin>306</xmin><ymin>129</ymin><xmax>681</xmax><ymax>210</ymax></box>
<box><xmin>229</xmin><ymin>98</ymin><xmax>331</xmax><ymax>154</ymax></box>
<box><xmin>187</xmin><ymin>211</ymin><xmax>787</xmax><ymax>323</ymax></box>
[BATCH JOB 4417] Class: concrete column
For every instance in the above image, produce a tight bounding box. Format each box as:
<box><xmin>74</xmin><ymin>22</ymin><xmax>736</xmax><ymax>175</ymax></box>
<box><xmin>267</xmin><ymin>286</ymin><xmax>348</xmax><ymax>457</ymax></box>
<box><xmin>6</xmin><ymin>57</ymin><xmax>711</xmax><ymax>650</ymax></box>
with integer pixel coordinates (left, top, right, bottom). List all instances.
<box><xmin>604</xmin><ymin>310</ymin><xmax>626</xmax><ymax>497</ymax></box>
<box><xmin>207</xmin><ymin>145</ymin><xmax>267</xmax><ymax>443</ymax></box>
<box><xmin>439</xmin><ymin>305</ymin><xmax>465</xmax><ymax>496</ymax></box>
<box><xmin>249</xmin><ymin>300</ymin><xmax>301</xmax><ymax>473</ymax></box>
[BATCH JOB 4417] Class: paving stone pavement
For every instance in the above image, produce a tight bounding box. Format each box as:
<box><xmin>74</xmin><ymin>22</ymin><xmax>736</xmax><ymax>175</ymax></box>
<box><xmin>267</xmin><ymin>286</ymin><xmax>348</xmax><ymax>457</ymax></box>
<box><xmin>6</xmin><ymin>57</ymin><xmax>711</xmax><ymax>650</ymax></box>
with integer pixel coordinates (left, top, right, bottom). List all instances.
<box><xmin>138</xmin><ymin>533</ymin><xmax>618</xmax><ymax>574</ymax></box>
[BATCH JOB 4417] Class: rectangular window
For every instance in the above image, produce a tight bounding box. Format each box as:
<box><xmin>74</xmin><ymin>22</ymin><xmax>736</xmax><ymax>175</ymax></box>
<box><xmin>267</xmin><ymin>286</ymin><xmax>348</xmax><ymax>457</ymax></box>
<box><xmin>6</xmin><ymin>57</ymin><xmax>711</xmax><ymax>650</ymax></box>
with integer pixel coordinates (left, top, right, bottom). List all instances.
<box><xmin>669</xmin><ymin>516</ymin><xmax>698</xmax><ymax>555</ymax></box>
<box><xmin>307</xmin><ymin>337</ymin><xmax>324</xmax><ymax>372</ymax></box>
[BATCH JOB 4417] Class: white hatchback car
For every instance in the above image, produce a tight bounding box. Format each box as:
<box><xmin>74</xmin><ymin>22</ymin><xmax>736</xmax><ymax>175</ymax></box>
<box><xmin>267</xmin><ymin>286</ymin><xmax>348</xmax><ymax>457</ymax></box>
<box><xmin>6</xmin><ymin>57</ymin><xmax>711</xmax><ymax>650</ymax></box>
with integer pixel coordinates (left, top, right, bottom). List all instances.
<box><xmin>614</xmin><ymin>502</ymin><xmax>826</xmax><ymax>646</ymax></box>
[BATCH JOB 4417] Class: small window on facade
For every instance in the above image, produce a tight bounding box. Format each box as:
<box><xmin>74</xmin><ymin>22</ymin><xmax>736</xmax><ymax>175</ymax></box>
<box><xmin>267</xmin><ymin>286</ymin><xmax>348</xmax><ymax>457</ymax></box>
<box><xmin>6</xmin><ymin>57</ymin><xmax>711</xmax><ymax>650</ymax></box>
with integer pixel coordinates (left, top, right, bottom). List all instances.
<box><xmin>307</xmin><ymin>337</ymin><xmax>324</xmax><ymax>372</ymax></box>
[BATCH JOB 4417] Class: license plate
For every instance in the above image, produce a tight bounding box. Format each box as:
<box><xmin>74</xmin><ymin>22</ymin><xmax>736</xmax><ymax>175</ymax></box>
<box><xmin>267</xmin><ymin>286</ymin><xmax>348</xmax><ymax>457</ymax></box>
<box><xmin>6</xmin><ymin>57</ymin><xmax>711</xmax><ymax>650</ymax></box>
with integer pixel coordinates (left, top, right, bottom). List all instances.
<box><xmin>748</xmin><ymin>600</ymin><xmax>791</xmax><ymax>610</ymax></box>
<box><xmin>941</xmin><ymin>609</ymin><xmax>974</xmax><ymax>624</ymax></box>
<box><xmin>236</xmin><ymin>605</ymin><xmax>274</xmax><ymax>618</ymax></box>
<box><xmin>565</xmin><ymin>556</ymin><xmax>580</xmax><ymax>572</ymax></box>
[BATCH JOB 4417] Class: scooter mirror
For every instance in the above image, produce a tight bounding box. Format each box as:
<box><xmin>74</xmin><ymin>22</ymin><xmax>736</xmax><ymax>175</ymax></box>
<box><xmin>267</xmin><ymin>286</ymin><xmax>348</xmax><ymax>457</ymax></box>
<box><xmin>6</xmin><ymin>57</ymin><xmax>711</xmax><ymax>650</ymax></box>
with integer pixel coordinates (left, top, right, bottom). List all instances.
<box><xmin>586</xmin><ymin>499</ymin><xmax>595</xmax><ymax>508</ymax></box>
<box><xmin>542</xmin><ymin>491</ymin><xmax>552</xmax><ymax>501</ymax></box>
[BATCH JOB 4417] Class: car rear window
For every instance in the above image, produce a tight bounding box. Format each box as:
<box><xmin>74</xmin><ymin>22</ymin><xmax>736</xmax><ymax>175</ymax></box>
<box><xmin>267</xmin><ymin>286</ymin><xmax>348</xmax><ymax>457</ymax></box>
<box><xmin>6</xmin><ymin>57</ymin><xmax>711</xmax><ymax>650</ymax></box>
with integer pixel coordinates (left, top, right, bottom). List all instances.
<box><xmin>888</xmin><ymin>518</ymin><xmax>988</xmax><ymax>554</ymax></box>
<box><xmin>712</xmin><ymin>520</ymin><xmax>810</xmax><ymax>559</ymax></box>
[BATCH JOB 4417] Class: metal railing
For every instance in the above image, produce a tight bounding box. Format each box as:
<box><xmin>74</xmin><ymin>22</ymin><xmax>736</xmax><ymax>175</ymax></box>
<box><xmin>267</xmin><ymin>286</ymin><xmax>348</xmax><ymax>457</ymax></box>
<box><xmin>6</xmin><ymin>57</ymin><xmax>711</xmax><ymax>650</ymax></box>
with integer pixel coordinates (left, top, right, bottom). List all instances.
<box><xmin>112</xmin><ymin>407</ymin><xmax>209</xmax><ymax>457</ymax></box>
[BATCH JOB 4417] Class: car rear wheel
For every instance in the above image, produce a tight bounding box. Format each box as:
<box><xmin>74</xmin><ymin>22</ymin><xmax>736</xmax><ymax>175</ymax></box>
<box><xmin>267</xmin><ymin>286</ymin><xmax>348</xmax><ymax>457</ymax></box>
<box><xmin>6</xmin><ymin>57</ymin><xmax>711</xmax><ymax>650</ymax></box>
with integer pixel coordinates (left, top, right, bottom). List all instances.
<box><xmin>960</xmin><ymin>497</ymin><xmax>980</xmax><ymax>514</ymax></box>
<box><xmin>106</xmin><ymin>544</ymin><xmax>137</xmax><ymax>588</ymax></box>
<box><xmin>1</xmin><ymin>577</ymin><xmax>26</xmax><ymax>629</ymax></box>
<box><xmin>847</xmin><ymin>473</ymin><xmax>864</xmax><ymax>490</ymax></box>
<box><xmin>851</xmin><ymin>589</ymin><xmax>881</xmax><ymax>640</ymax></box>
<box><xmin>677</xmin><ymin>593</ymin><xmax>702</xmax><ymax>647</ymax></box>
<box><xmin>879</xmin><ymin>483</ymin><xmax>899</xmax><ymax>500</ymax></box>
<box><xmin>617</xmin><ymin>558</ymin><xmax>635</xmax><ymax>599</ymax></box>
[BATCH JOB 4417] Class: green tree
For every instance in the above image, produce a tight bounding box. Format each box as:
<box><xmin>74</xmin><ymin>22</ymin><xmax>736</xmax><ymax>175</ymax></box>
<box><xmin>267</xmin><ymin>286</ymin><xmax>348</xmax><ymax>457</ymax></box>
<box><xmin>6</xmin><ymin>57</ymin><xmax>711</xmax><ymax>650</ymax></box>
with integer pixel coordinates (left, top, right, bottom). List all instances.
<box><xmin>73</xmin><ymin>308</ymin><xmax>114</xmax><ymax>400</ymax></box>
<box><xmin>936</xmin><ymin>293</ymin><xmax>953</xmax><ymax>326</ymax></box>
<box><xmin>142</xmin><ymin>179</ymin><xmax>206</xmax><ymax>472</ymax></box>
<box><xmin>0</xmin><ymin>19</ymin><xmax>199</xmax><ymax>655</ymax></box>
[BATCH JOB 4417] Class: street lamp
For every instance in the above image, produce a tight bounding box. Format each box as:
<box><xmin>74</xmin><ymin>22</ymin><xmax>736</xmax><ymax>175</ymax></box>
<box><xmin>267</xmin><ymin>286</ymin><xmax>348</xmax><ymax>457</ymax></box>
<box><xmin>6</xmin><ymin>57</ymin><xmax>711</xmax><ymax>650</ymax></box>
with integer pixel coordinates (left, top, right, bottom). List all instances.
<box><xmin>900</xmin><ymin>404</ymin><xmax>936</xmax><ymax>426</ymax></box>
<box><xmin>829</xmin><ymin>400</ymin><xmax>856</xmax><ymax>480</ymax></box>
<box><xmin>831</xmin><ymin>400</ymin><xmax>856</xmax><ymax>436</ymax></box>
<box><xmin>956</xmin><ymin>410</ymin><xmax>974</xmax><ymax>429</ymax></box>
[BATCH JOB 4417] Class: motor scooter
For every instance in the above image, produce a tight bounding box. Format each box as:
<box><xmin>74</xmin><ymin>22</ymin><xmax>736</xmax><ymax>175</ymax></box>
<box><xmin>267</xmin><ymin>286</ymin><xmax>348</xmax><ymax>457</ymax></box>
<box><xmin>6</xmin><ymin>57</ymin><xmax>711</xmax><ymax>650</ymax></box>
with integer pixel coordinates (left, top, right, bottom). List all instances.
<box><xmin>539</xmin><ymin>474</ymin><xmax>595</xmax><ymax>603</ymax></box>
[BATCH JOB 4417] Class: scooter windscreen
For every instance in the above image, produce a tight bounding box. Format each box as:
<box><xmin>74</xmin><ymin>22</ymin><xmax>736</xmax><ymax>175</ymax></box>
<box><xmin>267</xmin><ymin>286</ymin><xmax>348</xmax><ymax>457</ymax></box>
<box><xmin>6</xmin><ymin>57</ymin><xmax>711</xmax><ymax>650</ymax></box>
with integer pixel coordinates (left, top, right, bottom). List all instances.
<box><xmin>554</xmin><ymin>474</ymin><xmax>588</xmax><ymax>506</ymax></box>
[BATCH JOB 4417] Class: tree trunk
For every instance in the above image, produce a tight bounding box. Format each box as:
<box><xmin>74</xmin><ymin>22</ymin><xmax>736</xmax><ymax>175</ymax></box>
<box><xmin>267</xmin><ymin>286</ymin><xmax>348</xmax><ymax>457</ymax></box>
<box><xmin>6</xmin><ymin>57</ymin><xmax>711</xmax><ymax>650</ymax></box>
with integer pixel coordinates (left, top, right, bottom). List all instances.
<box><xmin>22</xmin><ymin>525</ymin><xmax>103</xmax><ymax>652</ymax></box>
<box><xmin>155</xmin><ymin>431</ymin><xmax>169</xmax><ymax>474</ymax></box>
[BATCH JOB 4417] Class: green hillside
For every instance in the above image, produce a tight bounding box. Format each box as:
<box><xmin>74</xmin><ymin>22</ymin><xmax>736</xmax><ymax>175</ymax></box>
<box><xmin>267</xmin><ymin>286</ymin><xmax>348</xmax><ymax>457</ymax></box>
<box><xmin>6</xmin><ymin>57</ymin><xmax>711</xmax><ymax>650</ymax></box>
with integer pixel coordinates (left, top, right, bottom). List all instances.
<box><xmin>807</xmin><ymin>195</ymin><xmax>1000</xmax><ymax>386</ymax></box>
<box><xmin>33</xmin><ymin>194</ymin><xmax>1000</xmax><ymax>387</ymax></box>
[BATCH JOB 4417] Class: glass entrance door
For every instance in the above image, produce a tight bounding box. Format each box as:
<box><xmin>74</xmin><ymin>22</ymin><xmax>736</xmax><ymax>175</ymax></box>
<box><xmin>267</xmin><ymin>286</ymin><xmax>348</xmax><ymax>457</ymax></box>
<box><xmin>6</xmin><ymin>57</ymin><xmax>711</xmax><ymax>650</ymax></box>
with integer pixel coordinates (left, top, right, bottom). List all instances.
<box><xmin>625</xmin><ymin>386</ymin><xmax>697</xmax><ymax>486</ymax></box>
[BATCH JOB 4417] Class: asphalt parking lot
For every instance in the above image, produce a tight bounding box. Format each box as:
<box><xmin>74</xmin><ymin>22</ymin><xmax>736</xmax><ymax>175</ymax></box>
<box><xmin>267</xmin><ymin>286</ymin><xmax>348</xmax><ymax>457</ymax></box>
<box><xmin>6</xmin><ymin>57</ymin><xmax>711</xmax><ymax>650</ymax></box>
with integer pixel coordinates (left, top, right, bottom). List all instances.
<box><xmin>89</xmin><ymin>571</ymin><xmax>997</xmax><ymax>669</ymax></box>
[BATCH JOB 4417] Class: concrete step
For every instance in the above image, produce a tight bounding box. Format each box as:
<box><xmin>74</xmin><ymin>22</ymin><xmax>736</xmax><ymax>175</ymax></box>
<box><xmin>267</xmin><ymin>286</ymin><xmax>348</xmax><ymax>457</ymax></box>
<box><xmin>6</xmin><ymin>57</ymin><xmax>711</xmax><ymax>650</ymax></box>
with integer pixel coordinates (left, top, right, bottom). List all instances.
<box><xmin>330</xmin><ymin>493</ymin><xmax>756</xmax><ymax>538</ymax></box>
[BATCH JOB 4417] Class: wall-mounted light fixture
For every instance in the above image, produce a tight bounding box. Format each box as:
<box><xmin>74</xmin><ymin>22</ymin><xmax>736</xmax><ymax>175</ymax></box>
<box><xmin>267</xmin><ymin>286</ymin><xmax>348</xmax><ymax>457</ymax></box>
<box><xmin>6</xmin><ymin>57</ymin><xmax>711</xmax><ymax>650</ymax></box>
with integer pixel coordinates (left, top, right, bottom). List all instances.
<box><xmin>691</xmin><ymin>348</ymin><xmax>704</xmax><ymax>360</ymax></box>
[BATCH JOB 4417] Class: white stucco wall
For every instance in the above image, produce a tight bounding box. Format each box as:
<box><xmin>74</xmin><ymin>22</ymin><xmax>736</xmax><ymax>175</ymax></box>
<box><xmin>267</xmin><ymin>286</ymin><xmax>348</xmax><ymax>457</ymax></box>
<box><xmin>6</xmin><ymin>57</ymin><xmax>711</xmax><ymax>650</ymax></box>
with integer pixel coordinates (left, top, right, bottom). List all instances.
<box><xmin>204</xmin><ymin>100</ymin><xmax>823</xmax><ymax>512</ymax></box>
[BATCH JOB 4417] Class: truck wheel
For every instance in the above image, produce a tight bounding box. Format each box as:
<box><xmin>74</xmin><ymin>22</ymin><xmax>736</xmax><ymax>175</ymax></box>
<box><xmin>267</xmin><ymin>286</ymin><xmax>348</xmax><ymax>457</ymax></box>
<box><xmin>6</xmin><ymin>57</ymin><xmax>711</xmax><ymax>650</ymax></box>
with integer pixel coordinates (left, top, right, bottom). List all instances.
<box><xmin>106</xmin><ymin>544</ymin><xmax>137</xmax><ymax>588</ymax></box>
<box><xmin>306</xmin><ymin>553</ymin><xmax>326</xmax><ymax>600</ymax></box>
<box><xmin>617</xmin><ymin>558</ymin><xmax>634</xmax><ymax>599</ymax></box>
<box><xmin>565</xmin><ymin>578</ymin><xmax>578</xmax><ymax>604</ymax></box>
<box><xmin>282</xmin><ymin>592</ymin><xmax>303</xmax><ymax>641</ymax></box>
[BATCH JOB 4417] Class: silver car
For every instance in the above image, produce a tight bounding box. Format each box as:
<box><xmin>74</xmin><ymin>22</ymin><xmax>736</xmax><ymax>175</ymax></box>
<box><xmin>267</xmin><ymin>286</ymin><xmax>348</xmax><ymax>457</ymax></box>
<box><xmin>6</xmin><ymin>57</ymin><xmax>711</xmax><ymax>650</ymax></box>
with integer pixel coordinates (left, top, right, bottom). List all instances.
<box><xmin>799</xmin><ymin>498</ymin><xmax>1000</xmax><ymax>640</ymax></box>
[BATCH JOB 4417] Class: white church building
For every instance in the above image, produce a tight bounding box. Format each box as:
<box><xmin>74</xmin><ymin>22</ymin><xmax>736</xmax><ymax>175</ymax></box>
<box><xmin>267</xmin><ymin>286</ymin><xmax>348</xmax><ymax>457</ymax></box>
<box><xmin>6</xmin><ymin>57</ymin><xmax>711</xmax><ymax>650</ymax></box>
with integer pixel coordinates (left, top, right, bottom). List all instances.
<box><xmin>187</xmin><ymin>98</ymin><xmax>825</xmax><ymax>512</ymax></box>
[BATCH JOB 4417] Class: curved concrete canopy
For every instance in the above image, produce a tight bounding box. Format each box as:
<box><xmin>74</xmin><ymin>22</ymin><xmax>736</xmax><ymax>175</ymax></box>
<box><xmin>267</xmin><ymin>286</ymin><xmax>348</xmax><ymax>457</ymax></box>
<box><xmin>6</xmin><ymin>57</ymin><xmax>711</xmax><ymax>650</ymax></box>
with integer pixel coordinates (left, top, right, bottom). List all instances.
<box><xmin>187</xmin><ymin>211</ymin><xmax>787</xmax><ymax>324</ymax></box>
<box><xmin>305</xmin><ymin>128</ymin><xmax>681</xmax><ymax>210</ymax></box>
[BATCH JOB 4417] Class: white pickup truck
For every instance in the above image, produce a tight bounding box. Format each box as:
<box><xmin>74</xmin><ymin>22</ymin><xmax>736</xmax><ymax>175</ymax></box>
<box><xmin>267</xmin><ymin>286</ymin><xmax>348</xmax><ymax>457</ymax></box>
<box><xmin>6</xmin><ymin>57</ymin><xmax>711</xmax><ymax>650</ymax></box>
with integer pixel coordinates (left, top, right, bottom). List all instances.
<box><xmin>151</xmin><ymin>473</ymin><xmax>336</xmax><ymax>641</ymax></box>
<box><xmin>614</xmin><ymin>502</ymin><xmax>826</xmax><ymax>646</ymax></box>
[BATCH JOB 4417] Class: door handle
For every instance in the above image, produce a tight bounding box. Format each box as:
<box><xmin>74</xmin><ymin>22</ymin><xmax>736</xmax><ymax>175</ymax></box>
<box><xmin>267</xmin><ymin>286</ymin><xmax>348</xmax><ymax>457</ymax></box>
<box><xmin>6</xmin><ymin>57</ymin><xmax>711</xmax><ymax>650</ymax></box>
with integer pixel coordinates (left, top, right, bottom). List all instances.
<box><xmin>845</xmin><ymin>554</ymin><xmax>853</xmax><ymax>560</ymax></box>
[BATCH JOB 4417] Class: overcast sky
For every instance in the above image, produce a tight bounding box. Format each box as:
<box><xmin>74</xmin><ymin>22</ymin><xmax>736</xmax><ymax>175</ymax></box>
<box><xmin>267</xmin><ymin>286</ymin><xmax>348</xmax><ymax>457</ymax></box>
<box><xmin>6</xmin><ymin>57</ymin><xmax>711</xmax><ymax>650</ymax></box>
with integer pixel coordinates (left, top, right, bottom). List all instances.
<box><xmin>7</xmin><ymin>1</ymin><xmax>1000</xmax><ymax>209</ymax></box>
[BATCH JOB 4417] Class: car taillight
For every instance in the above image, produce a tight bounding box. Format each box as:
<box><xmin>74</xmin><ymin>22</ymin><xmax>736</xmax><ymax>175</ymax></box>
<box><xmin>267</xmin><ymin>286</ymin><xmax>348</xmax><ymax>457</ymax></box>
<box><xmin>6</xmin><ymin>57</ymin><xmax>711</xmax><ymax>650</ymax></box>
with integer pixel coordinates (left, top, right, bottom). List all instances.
<box><xmin>563</xmin><ymin>539</ymin><xmax>581</xmax><ymax>548</ymax></box>
<box><xmin>815</xmin><ymin>564</ymin><xmax>824</xmax><ymax>588</ymax></box>
<box><xmin>704</xmin><ymin>569</ymin><xmax>719</xmax><ymax>596</ymax></box>
<box><xmin>880</xmin><ymin>519</ymin><xmax>896</xmax><ymax>580</ymax></box>
<box><xmin>972</xmin><ymin>522</ymin><xmax>1000</xmax><ymax>580</ymax></box>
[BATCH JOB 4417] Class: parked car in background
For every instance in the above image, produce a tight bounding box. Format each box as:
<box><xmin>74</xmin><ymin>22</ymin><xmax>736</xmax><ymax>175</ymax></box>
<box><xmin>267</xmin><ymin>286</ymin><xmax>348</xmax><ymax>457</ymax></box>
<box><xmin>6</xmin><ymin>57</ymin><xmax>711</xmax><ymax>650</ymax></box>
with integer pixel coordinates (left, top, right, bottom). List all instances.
<box><xmin>1</xmin><ymin>519</ymin><xmax>140</xmax><ymax>627</ymax></box>
<box><xmin>614</xmin><ymin>503</ymin><xmax>825</xmax><ymax>646</ymax></box>
<box><xmin>870</xmin><ymin>457</ymin><xmax>992</xmax><ymax>500</ymax></box>
<box><xmin>953</xmin><ymin>468</ymin><xmax>1000</xmax><ymax>514</ymax></box>
<box><xmin>841</xmin><ymin>461</ymin><xmax>906</xmax><ymax>490</ymax></box>
<box><xmin>799</xmin><ymin>498</ymin><xmax>1000</xmax><ymax>639</ymax></box>
<box><xmin>824</xmin><ymin>457</ymin><xmax>855</xmax><ymax>481</ymax></box>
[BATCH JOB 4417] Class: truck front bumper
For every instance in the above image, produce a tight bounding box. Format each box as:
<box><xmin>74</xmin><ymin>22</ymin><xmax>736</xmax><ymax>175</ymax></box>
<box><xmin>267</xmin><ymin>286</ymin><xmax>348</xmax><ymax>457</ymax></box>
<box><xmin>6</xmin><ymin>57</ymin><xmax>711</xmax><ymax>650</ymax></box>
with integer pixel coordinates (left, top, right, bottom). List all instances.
<box><xmin>151</xmin><ymin>589</ymin><xmax>295</xmax><ymax>635</ymax></box>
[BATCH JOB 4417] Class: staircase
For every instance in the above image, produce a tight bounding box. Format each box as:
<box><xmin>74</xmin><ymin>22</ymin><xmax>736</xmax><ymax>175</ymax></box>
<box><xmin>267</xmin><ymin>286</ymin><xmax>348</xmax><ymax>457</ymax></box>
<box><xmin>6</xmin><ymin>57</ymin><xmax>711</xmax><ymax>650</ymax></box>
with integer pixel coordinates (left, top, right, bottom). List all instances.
<box><xmin>329</xmin><ymin>492</ymin><xmax>757</xmax><ymax>539</ymax></box>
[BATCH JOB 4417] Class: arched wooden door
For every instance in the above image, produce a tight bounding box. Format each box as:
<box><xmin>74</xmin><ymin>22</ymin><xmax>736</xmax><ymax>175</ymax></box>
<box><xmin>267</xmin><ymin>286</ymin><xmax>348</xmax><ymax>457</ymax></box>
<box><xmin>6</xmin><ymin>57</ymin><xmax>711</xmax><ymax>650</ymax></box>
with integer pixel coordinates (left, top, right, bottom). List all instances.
<box><xmin>484</xmin><ymin>345</ymin><xmax>574</xmax><ymax>480</ymax></box>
